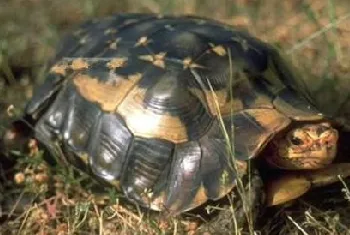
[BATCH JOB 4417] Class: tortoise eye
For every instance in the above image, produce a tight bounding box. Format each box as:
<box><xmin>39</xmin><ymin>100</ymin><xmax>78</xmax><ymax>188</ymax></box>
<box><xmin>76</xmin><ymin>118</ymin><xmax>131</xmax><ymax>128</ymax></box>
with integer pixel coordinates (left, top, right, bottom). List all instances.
<box><xmin>291</xmin><ymin>137</ymin><xmax>304</xmax><ymax>145</ymax></box>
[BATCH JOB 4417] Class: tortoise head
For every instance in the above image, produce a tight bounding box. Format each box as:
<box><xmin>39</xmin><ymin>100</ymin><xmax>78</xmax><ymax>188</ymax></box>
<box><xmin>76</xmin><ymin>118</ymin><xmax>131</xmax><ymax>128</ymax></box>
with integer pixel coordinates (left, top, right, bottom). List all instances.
<box><xmin>267</xmin><ymin>122</ymin><xmax>339</xmax><ymax>170</ymax></box>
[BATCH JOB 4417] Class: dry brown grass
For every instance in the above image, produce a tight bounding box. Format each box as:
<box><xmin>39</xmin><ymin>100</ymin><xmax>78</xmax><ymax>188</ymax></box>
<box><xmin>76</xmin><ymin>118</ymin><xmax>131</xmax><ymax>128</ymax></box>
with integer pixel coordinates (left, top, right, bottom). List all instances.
<box><xmin>1</xmin><ymin>0</ymin><xmax>350</xmax><ymax>234</ymax></box>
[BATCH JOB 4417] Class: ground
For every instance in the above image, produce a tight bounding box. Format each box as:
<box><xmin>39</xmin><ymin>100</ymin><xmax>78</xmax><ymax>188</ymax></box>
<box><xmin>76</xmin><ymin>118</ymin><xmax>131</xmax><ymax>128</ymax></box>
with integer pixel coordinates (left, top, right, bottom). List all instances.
<box><xmin>1</xmin><ymin>0</ymin><xmax>350</xmax><ymax>234</ymax></box>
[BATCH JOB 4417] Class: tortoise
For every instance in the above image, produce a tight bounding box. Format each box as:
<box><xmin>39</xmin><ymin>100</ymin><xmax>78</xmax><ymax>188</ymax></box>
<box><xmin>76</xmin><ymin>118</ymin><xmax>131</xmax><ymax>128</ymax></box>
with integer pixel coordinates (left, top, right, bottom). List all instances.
<box><xmin>2</xmin><ymin>13</ymin><xmax>350</xmax><ymax>219</ymax></box>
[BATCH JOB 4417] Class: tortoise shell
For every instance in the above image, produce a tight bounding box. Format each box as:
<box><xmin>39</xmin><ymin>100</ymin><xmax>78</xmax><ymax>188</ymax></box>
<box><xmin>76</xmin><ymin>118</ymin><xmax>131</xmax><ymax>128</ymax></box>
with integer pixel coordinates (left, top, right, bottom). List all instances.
<box><xmin>24</xmin><ymin>13</ymin><xmax>326</xmax><ymax>214</ymax></box>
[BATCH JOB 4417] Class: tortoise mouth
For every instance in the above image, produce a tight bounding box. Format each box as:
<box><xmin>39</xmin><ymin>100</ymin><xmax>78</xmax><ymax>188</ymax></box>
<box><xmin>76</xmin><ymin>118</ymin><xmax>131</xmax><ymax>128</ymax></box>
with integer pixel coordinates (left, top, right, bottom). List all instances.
<box><xmin>266</xmin><ymin>122</ymin><xmax>339</xmax><ymax>170</ymax></box>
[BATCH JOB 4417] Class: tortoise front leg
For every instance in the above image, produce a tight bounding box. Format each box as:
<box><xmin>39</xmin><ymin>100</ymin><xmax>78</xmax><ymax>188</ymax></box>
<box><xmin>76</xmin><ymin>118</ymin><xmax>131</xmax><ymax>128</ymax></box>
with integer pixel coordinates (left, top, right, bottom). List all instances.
<box><xmin>266</xmin><ymin>163</ymin><xmax>350</xmax><ymax>206</ymax></box>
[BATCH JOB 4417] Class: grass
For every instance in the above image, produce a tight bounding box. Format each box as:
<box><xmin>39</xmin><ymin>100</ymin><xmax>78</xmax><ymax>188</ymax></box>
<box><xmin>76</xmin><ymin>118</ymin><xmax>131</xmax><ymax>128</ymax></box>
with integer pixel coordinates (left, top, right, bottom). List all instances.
<box><xmin>1</xmin><ymin>0</ymin><xmax>350</xmax><ymax>234</ymax></box>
